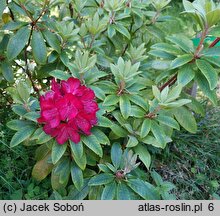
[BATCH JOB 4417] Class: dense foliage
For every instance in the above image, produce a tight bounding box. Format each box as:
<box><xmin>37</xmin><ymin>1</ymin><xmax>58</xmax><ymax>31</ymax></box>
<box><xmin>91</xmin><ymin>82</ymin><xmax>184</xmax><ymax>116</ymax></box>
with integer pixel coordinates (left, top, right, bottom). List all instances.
<box><xmin>0</xmin><ymin>0</ymin><xmax>220</xmax><ymax>199</ymax></box>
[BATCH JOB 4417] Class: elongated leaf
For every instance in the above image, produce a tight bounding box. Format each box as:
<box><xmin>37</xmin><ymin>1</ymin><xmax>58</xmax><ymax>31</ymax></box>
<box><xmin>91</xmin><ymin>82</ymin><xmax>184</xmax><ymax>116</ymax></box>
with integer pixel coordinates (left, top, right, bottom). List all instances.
<box><xmin>74</xmin><ymin>152</ymin><xmax>87</xmax><ymax>170</ymax></box>
<box><xmin>140</xmin><ymin>119</ymin><xmax>151</xmax><ymax>138</ymax></box>
<box><xmin>117</xmin><ymin>182</ymin><xmax>132</xmax><ymax>200</ymax></box>
<box><xmin>196</xmin><ymin>72</ymin><xmax>217</xmax><ymax>105</ymax></box>
<box><xmin>68</xmin><ymin>179</ymin><xmax>89</xmax><ymax>200</ymax></box>
<box><xmin>173</xmin><ymin>106</ymin><xmax>197</xmax><ymax>133</ymax></box>
<box><xmin>167</xmin><ymin>35</ymin><xmax>194</xmax><ymax>53</ymax></box>
<box><xmin>71</xmin><ymin>162</ymin><xmax>84</xmax><ymax>191</ymax></box>
<box><xmin>101</xmin><ymin>182</ymin><xmax>116</xmax><ymax>200</ymax></box>
<box><xmin>7</xmin><ymin>120</ymin><xmax>34</xmax><ymax>131</ymax></box>
<box><xmin>70</xmin><ymin>140</ymin><xmax>83</xmax><ymax>159</ymax></box>
<box><xmin>127</xmin><ymin>179</ymin><xmax>160</xmax><ymax>200</ymax></box>
<box><xmin>0</xmin><ymin>0</ymin><xmax>6</xmax><ymax>18</ymax></box>
<box><xmin>49</xmin><ymin>69</ymin><xmax>71</xmax><ymax>80</ymax></box>
<box><xmin>88</xmin><ymin>173</ymin><xmax>115</xmax><ymax>186</ymax></box>
<box><xmin>170</xmin><ymin>54</ymin><xmax>193</xmax><ymax>69</ymax></box>
<box><xmin>204</xmin><ymin>56</ymin><xmax>220</xmax><ymax>67</ymax></box>
<box><xmin>32</xmin><ymin>154</ymin><xmax>53</xmax><ymax>181</ymax></box>
<box><xmin>126</xmin><ymin>135</ymin><xmax>139</xmax><ymax>148</ymax></box>
<box><xmin>202</xmin><ymin>47</ymin><xmax>220</xmax><ymax>57</ymax></box>
<box><xmin>103</xmin><ymin>94</ymin><xmax>119</xmax><ymax>106</ymax></box>
<box><xmin>134</xmin><ymin>144</ymin><xmax>151</xmax><ymax>169</ymax></box>
<box><xmin>7</xmin><ymin>26</ymin><xmax>31</xmax><ymax>60</ymax></box>
<box><xmin>92</xmin><ymin>128</ymin><xmax>110</xmax><ymax>145</ymax></box>
<box><xmin>42</xmin><ymin>29</ymin><xmax>61</xmax><ymax>53</ymax></box>
<box><xmin>206</xmin><ymin>9</ymin><xmax>220</xmax><ymax>27</ymax></box>
<box><xmin>1</xmin><ymin>62</ymin><xmax>14</xmax><ymax>82</ymax></box>
<box><xmin>150</xmin><ymin>121</ymin><xmax>166</xmax><ymax>146</ymax></box>
<box><xmin>196</xmin><ymin>59</ymin><xmax>218</xmax><ymax>90</ymax></box>
<box><xmin>31</xmin><ymin>30</ymin><xmax>47</xmax><ymax>64</ymax></box>
<box><xmin>151</xmin><ymin>43</ymin><xmax>182</xmax><ymax>55</ymax></box>
<box><xmin>130</xmin><ymin>95</ymin><xmax>149</xmax><ymax>111</ymax></box>
<box><xmin>82</xmin><ymin>135</ymin><xmax>103</xmax><ymax>157</ymax></box>
<box><xmin>111</xmin><ymin>123</ymin><xmax>127</xmax><ymax>137</ymax></box>
<box><xmin>177</xmin><ymin>64</ymin><xmax>195</xmax><ymax>86</ymax></box>
<box><xmin>51</xmin><ymin>141</ymin><xmax>67</xmax><ymax>164</ymax></box>
<box><xmin>119</xmin><ymin>95</ymin><xmax>131</xmax><ymax>119</ymax></box>
<box><xmin>111</xmin><ymin>143</ymin><xmax>122</xmax><ymax>169</ymax></box>
<box><xmin>113</xmin><ymin>23</ymin><xmax>130</xmax><ymax>39</ymax></box>
<box><xmin>10</xmin><ymin>126</ymin><xmax>36</xmax><ymax>147</ymax></box>
<box><xmin>156</xmin><ymin>115</ymin><xmax>180</xmax><ymax>130</ymax></box>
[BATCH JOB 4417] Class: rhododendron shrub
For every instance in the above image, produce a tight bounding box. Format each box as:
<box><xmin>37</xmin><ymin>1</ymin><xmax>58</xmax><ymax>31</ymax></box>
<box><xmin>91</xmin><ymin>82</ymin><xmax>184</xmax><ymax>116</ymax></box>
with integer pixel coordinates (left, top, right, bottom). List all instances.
<box><xmin>2</xmin><ymin>0</ymin><xmax>220</xmax><ymax>199</ymax></box>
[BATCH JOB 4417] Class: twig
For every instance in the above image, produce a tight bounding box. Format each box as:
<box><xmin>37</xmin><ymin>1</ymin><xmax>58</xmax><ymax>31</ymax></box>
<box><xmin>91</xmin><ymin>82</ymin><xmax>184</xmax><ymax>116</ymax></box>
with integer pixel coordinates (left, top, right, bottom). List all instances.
<box><xmin>69</xmin><ymin>3</ymin><xmax>74</xmax><ymax>18</ymax></box>
<box><xmin>209</xmin><ymin>37</ymin><xmax>220</xmax><ymax>48</ymax></box>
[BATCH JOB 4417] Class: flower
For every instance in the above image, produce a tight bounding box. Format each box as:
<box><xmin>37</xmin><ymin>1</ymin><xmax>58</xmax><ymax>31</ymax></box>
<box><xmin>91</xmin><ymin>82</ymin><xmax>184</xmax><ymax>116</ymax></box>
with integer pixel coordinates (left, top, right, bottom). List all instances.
<box><xmin>38</xmin><ymin>78</ymin><xmax>99</xmax><ymax>144</ymax></box>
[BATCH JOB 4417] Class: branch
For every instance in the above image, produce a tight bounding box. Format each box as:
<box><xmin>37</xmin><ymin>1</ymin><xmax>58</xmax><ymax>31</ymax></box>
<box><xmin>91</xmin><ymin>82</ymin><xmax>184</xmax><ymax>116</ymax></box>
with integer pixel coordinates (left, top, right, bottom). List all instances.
<box><xmin>209</xmin><ymin>37</ymin><xmax>220</xmax><ymax>48</ymax></box>
<box><xmin>69</xmin><ymin>3</ymin><xmax>74</xmax><ymax>18</ymax></box>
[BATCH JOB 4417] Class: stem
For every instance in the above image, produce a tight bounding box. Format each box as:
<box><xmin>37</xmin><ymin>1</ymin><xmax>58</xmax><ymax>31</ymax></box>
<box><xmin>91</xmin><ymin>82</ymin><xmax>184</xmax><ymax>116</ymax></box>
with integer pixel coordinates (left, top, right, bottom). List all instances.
<box><xmin>145</xmin><ymin>106</ymin><xmax>161</xmax><ymax>119</ymax></box>
<box><xmin>159</xmin><ymin>74</ymin><xmax>177</xmax><ymax>92</ymax></box>
<box><xmin>69</xmin><ymin>3</ymin><xmax>74</xmax><ymax>18</ymax></box>
<box><xmin>24</xmin><ymin>26</ymin><xmax>40</xmax><ymax>97</ymax></box>
<box><xmin>209</xmin><ymin>37</ymin><xmax>220</xmax><ymax>48</ymax></box>
<box><xmin>194</xmin><ymin>26</ymin><xmax>209</xmax><ymax>58</ymax></box>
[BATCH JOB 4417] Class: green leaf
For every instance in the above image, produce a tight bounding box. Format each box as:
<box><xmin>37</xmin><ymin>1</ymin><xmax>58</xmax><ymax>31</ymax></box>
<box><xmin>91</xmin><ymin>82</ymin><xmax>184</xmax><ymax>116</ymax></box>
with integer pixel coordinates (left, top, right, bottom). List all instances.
<box><xmin>196</xmin><ymin>72</ymin><xmax>217</xmax><ymax>105</ymax></box>
<box><xmin>103</xmin><ymin>94</ymin><xmax>119</xmax><ymax>106</ymax></box>
<box><xmin>92</xmin><ymin>128</ymin><xmax>110</xmax><ymax>145</ymax></box>
<box><xmin>165</xmin><ymin>85</ymin><xmax>182</xmax><ymax>103</ymax></box>
<box><xmin>152</xmin><ymin>86</ymin><xmax>161</xmax><ymax>101</ymax></box>
<box><xmin>74</xmin><ymin>152</ymin><xmax>87</xmax><ymax>170</ymax></box>
<box><xmin>37</xmin><ymin>131</ymin><xmax>52</xmax><ymax>144</ymax></box>
<box><xmin>150</xmin><ymin>121</ymin><xmax>166</xmax><ymax>146</ymax></box>
<box><xmin>127</xmin><ymin>179</ymin><xmax>159</xmax><ymax>200</ymax></box>
<box><xmin>51</xmin><ymin>142</ymin><xmax>67</xmax><ymax>164</ymax></box>
<box><xmin>101</xmin><ymin>182</ymin><xmax>116</xmax><ymax>200</ymax></box>
<box><xmin>127</xmin><ymin>135</ymin><xmax>139</xmax><ymax>147</ymax></box>
<box><xmin>7</xmin><ymin>120</ymin><xmax>34</xmax><ymax>131</ymax></box>
<box><xmin>130</xmin><ymin>95</ymin><xmax>149</xmax><ymax>111</ymax></box>
<box><xmin>173</xmin><ymin>106</ymin><xmax>197</xmax><ymax>133</ymax></box>
<box><xmin>82</xmin><ymin>135</ymin><xmax>103</xmax><ymax>157</ymax></box>
<box><xmin>151</xmin><ymin>43</ymin><xmax>182</xmax><ymax>55</ymax></box>
<box><xmin>156</xmin><ymin>115</ymin><xmax>180</xmax><ymax>130</ymax></box>
<box><xmin>166</xmin><ymin>35</ymin><xmax>194</xmax><ymax>53</ymax></box>
<box><xmin>108</xmin><ymin>25</ymin><xmax>116</xmax><ymax>38</ymax></box>
<box><xmin>0</xmin><ymin>0</ymin><xmax>6</xmax><ymax>18</ymax></box>
<box><xmin>42</xmin><ymin>29</ymin><xmax>61</xmax><ymax>53</ymax></box>
<box><xmin>142</xmin><ymin>135</ymin><xmax>167</xmax><ymax>149</ymax></box>
<box><xmin>70</xmin><ymin>140</ymin><xmax>83</xmax><ymax>159</ymax></box>
<box><xmin>134</xmin><ymin>144</ymin><xmax>151</xmax><ymax>169</ymax></box>
<box><xmin>111</xmin><ymin>123</ymin><xmax>127</xmax><ymax>137</ymax></box>
<box><xmin>7</xmin><ymin>26</ymin><xmax>31</xmax><ymax>61</ymax></box>
<box><xmin>204</xmin><ymin>56</ymin><xmax>220</xmax><ymax>67</ymax></box>
<box><xmin>67</xmin><ymin>179</ymin><xmax>89</xmax><ymax>200</ymax></box>
<box><xmin>23</xmin><ymin>112</ymin><xmax>39</xmax><ymax>122</ymax></box>
<box><xmin>113</xmin><ymin>23</ymin><xmax>130</xmax><ymax>39</ymax></box>
<box><xmin>17</xmin><ymin>81</ymin><xmax>30</xmax><ymax>102</ymax></box>
<box><xmin>140</xmin><ymin>119</ymin><xmax>151</xmax><ymax>138</ymax></box>
<box><xmin>177</xmin><ymin>64</ymin><xmax>195</xmax><ymax>86</ymax></box>
<box><xmin>196</xmin><ymin>59</ymin><xmax>218</xmax><ymax>90</ymax></box>
<box><xmin>202</xmin><ymin>47</ymin><xmax>220</xmax><ymax>57</ymax></box>
<box><xmin>117</xmin><ymin>182</ymin><xmax>132</xmax><ymax>200</ymax></box>
<box><xmin>10</xmin><ymin>126</ymin><xmax>36</xmax><ymax>147</ymax></box>
<box><xmin>31</xmin><ymin>30</ymin><xmax>47</xmax><ymax>64</ymax></box>
<box><xmin>88</xmin><ymin>173</ymin><xmax>115</xmax><ymax>186</ymax></box>
<box><xmin>71</xmin><ymin>162</ymin><xmax>84</xmax><ymax>191</ymax></box>
<box><xmin>111</xmin><ymin>143</ymin><xmax>122</xmax><ymax>169</ymax></box>
<box><xmin>0</xmin><ymin>62</ymin><xmax>14</xmax><ymax>82</ymax></box>
<box><xmin>49</xmin><ymin>69</ymin><xmax>71</xmax><ymax>80</ymax></box>
<box><xmin>206</xmin><ymin>9</ymin><xmax>220</xmax><ymax>27</ymax></box>
<box><xmin>119</xmin><ymin>95</ymin><xmax>131</xmax><ymax>119</ymax></box>
<box><xmin>170</xmin><ymin>54</ymin><xmax>193</xmax><ymax>69</ymax></box>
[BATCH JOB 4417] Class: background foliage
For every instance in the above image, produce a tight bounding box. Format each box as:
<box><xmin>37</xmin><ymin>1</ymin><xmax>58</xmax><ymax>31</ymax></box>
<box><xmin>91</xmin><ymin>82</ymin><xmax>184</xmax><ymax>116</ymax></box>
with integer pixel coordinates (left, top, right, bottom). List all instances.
<box><xmin>0</xmin><ymin>0</ymin><xmax>220</xmax><ymax>200</ymax></box>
